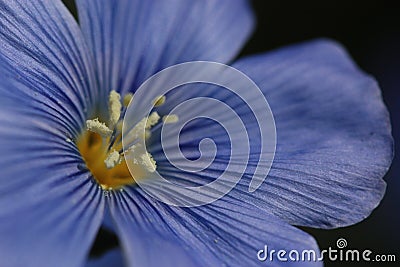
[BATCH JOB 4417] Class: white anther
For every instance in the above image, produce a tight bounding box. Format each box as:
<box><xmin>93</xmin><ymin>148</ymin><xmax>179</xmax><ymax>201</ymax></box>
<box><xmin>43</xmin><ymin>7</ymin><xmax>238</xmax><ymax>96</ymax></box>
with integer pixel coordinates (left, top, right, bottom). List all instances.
<box><xmin>162</xmin><ymin>114</ymin><xmax>179</xmax><ymax>124</ymax></box>
<box><xmin>141</xmin><ymin>152</ymin><xmax>157</xmax><ymax>172</ymax></box>
<box><xmin>124</xmin><ymin>112</ymin><xmax>160</xmax><ymax>146</ymax></box>
<box><xmin>146</xmin><ymin>112</ymin><xmax>160</xmax><ymax>129</ymax></box>
<box><xmin>86</xmin><ymin>118</ymin><xmax>112</xmax><ymax>138</ymax></box>
<box><xmin>123</xmin><ymin>93</ymin><xmax>134</xmax><ymax>107</ymax></box>
<box><xmin>108</xmin><ymin>90</ymin><xmax>122</xmax><ymax>129</ymax></box>
<box><xmin>144</xmin><ymin>129</ymin><xmax>152</xmax><ymax>140</ymax></box>
<box><xmin>153</xmin><ymin>95</ymin><xmax>166</xmax><ymax>107</ymax></box>
<box><xmin>104</xmin><ymin>150</ymin><xmax>122</xmax><ymax>169</ymax></box>
<box><xmin>128</xmin><ymin>143</ymin><xmax>157</xmax><ymax>173</ymax></box>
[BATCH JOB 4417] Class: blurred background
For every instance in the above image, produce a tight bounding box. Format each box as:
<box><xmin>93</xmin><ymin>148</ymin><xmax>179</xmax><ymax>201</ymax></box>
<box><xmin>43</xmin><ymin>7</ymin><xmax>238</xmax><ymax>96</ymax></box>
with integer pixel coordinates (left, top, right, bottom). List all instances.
<box><xmin>62</xmin><ymin>1</ymin><xmax>399</xmax><ymax>266</ymax></box>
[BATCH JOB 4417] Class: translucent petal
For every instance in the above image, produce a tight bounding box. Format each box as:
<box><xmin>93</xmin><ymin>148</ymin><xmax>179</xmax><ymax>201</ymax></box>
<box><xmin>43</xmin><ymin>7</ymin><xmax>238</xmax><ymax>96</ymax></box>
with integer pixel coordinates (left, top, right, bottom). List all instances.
<box><xmin>230</xmin><ymin>39</ymin><xmax>393</xmax><ymax>228</ymax></box>
<box><xmin>76</xmin><ymin>0</ymin><xmax>254</xmax><ymax>97</ymax></box>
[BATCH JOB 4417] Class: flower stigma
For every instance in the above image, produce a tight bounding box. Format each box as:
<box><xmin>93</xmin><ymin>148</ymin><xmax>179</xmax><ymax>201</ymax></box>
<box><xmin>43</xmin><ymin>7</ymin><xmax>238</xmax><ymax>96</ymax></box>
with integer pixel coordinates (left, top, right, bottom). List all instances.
<box><xmin>76</xmin><ymin>90</ymin><xmax>177</xmax><ymax>190</ymax></box>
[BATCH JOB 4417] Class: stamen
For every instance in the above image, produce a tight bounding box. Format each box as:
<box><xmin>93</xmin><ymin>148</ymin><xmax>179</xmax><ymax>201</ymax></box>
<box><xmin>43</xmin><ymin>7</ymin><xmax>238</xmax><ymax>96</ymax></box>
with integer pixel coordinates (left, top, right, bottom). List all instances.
<box><xmin>144</xmin><ymin>129</ymin><xmax>152</xmax><ymax>140</ymax></box>
<box><xmin>162</xmin><ymin>114</ymin><xmax>179</xmax><ymax>124</ymax></box>
<box><xmin>141</xmin><ymin>152</ymin><xmax>157</xmax><ymax>172</ymax></box>
<box><xmin>128</xmin><ymin>144</ymin><xmax>157</xmax><ymax>173</ymax></box>
<box><xmin>123</xmin><ymin>93</ymin><xmax>134</xmax><ymax>107</ymax></box>
<box><xmin>146</xmin><ymin>112</ymin><xmax>161</xmax><ymax>128</ymax></box>
<box><xmin>104</xmin><ymin>150</ymin><xmax>122</xmax><ymax>169</ymax></box>
<box><xmin>153</xmin><ymin>95</ymin><xmax>166</xmax><ymax>107</ymax></box>
<box><xmin>116</xmin><ymin>121</ymin><xmax>123</xmax><ymax>133</ymax></box>
<box><xmin>108</xmin><ymin>90</ymin><xmax>122</xmax><ymax>129</ymax></box>
<box><xmin>86</xmin><ymin>118</ymin><xmax>112</xmax><ymax>138</ymax></box>
<box><xmin>79</xmin><ymin>91</ymin><xmax>168</xmax><ymax>190</ymax></box>
<box><xmin>124</xmin><ymin>112</ymin><xmax>160</xmax><ymax>147</ymax></box>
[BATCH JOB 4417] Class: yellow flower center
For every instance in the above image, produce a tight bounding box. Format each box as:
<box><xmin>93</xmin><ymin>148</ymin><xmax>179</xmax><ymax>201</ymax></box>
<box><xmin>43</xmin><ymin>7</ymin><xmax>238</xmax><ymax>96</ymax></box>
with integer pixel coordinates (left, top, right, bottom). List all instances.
<box><xmin>77</xmin><ymin>131</ymin><xmax>132</xmax><ymax>190</ymax></box>
<box><xmin>76</xmin><ymin>90</ymin><xmax>177</xmax><ymax>190</ymax></box>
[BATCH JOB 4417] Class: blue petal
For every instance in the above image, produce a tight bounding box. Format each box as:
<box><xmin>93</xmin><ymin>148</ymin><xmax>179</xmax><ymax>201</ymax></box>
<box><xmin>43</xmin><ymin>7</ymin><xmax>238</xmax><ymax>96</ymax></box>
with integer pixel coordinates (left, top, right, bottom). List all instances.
<box><xmin>108</xmin><ymin>192</ymin><xmax>201</xmax><ymax>267</ymax></box>
<box><xmin>109</xmin><ymin>187</ymin><xmax>322</xmax><ymax>267</ymax></box>
<box><xmin>0</xmin><ymin>1</ymin><xmax>104</xmax><ymax>266</ymax></box>
<box><xmin>75</xmin><ymin>0</ymin><xmax>255</xmax><ymax>96</ymax></box>
<box><xmin>0</xmin><ymin>67</ymin><xmax>105</xmax><ymax>266</ymax></box>
<box><xmin>0</xmin><ymin>0</ymin><xmax>98</xmax><ymax>134</ymax></box>
<box><xmin>230</xmin><ymin>39</ymin><xmax>393</xmax><ymax>228</ymax></box>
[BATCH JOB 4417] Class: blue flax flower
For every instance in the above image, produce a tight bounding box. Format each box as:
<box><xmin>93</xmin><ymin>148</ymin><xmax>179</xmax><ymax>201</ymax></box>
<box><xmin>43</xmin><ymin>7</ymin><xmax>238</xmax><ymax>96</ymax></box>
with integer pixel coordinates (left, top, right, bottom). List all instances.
<box><xmin>0</xmin><ymin>1</ymin><xmax>393</xmax><ymax>267</ymax></box>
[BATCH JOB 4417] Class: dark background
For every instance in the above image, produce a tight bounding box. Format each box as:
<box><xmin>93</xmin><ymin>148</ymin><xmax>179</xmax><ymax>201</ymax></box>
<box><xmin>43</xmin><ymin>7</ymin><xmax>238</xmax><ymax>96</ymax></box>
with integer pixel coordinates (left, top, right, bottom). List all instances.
<box><xmin>62</xmin><ymin>1</ymin><xmax>399</xmax><ymax>266</ymax></box>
